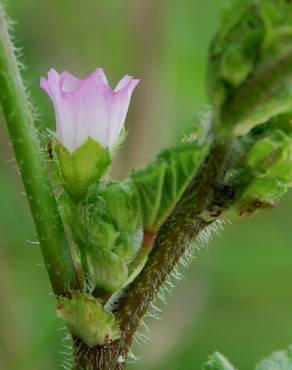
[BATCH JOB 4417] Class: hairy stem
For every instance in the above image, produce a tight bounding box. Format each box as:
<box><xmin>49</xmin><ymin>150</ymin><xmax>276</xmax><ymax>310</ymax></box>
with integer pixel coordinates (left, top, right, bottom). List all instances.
<box><xmin>116</xmin><ymin>141</ymin><xmax>230</xmax><ymax>359</ymax></box>
<box><xmin>0</xmin><ymin>3</ymin><xmax>78</xmax><ymax>295</ymax></box>
<box><xmin>74</xmin><ymin>140</ymin><xmax>232</xmax><ymax>369</ymax></box>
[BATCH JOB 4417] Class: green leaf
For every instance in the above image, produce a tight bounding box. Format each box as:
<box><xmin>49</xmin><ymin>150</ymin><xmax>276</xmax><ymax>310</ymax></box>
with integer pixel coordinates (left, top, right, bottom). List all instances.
<box><xmin>202</xmin><ymin>352</ymin><xmax>236</xmax><ymax>370</ymax></box>
<box><xmin>131</xmin><ymin>160</ymin><xmax>167</xmax><ymax>231</ymax></box>
<box><xmin>255</xmin><ymin>345</ymin><xmax>292</xmax><ymax>370</ymax></box>
<box><xmin>131</xmin><ymin>141</ymin><xmax>207</xmax><ymax>231</ymax></box>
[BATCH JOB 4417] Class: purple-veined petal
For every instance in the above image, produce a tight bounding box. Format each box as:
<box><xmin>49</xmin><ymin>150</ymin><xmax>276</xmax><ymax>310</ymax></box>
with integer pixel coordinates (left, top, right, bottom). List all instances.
<box><xmin>40</xmin><ymin>68</ymin><xmax>139</xmax><ymax>152</ymax></box>
<box><xmin>115</xmin><ymin>75</ymin><xmax>133</xmax><ymax>92</ymax></box>
<box><xmin>108</xmin><ymin>78</ymin><xmax>139</xmax><ymax>146</ymax></box>
<box><xmin>92</xmin><ymin>68</ymin><xmax>109</xmax><ymax>86</ymax></box>
<box><xmin>60</xmin><ymin>71</ymin><xmax>80</xmax><ymax>92</ymax></box>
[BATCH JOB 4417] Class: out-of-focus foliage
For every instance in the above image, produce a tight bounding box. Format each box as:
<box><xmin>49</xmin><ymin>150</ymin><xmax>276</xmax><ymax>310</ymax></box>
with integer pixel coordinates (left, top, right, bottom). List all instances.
<box><xmin>203</xmin><ymin>352</ymin><xmax>236</xmax><ymax>370</ymax></box>
<box><xmin>256</xmin><ymin>345</ymin><xmax>292</xmax><ymax>370</ymax></box>
<box><xmin>0</xmin><ymin>1</ymin><xmax>291</xmax><ymax>369</ymax></box>
<box><xmin>203</xmin><ymin>345</ymin><xmax>292</xmax><ymax>370</ymax></box>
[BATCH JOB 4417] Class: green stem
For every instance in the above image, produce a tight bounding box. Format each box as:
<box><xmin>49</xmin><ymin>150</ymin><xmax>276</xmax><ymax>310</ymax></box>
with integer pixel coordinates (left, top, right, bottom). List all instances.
<box><xmin>0</xmin><ymin>3</ymin><xmax>78</xmax><ymax>295</ymax></box>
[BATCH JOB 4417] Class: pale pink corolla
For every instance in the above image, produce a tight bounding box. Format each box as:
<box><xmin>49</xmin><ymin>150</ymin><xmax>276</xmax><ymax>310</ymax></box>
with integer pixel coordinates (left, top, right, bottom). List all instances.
<box><xmin>40</xmin><ymin>68</ymin><xmax>139</xmax><ymax>153</ymax></box>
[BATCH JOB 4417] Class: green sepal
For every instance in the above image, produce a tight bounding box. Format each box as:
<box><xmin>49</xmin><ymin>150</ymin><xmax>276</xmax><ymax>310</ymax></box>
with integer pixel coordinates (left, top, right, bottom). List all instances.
<box><xmin>56</xmin><ymin>189</ymin><xmax>77</xmax><ymax>228</ymax></box>
<box><xmin>86</xmin><ymin>244</ymin><xmax>128</xmax><ymax>295</ymax></box>
<box><xmin>202</xmin><ymin>352</ymin><xmax>236</xmax><ymax>370</ymax></box>
<box><xmin>131</xmin><ymin>141</ymin><xmax>207</xmax><ymax>231</ymax></box>
<box><xmin>103</xmin><ymin>181</ymin><xmax>140</xmax><ymax>235</ymax></box>
<box><xmin>54</xmin><ymin>138</ymin><xmax>111</xmax><ymax>201</ymax></box>
<box><xmin>236</xmin><ymin>177</ymin><xmax>286</xmax><ymax>217</ymax></box>
<box><xmin>57</xmin><ymin>291</ymin><xmax>120</xmax><ymax>348</ymax></box>
<box><xmin>88</xmin><ymin>218</ymin><xmax>120</xmax><ymax>251</ymax></box>
<box><xmin>245</xmin><ymin>128</ymin><xmax>292</xmax><ymax>194</ymax></box>
<box><xmin>113</xmin><ymin>224</ymin><xmax>143</xmax><ymax>262</ymax></box>
<box><xmin>77</xmin><ymin>183</ymin><xmax>117</xmax><ymax>249</ymax></box>
<box><xmin>246</xmin><ymin>129</ymin><xmax>292</xmax><ymax>180</ymax></box>
<box><xmin>79</xmin><ymin>181</ymin><xmax>143</xmax><ymax>259</ymax></box>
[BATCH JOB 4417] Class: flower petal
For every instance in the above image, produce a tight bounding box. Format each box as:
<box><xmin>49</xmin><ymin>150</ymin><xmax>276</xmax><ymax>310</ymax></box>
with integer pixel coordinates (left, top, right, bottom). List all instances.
<box><xmin>91</xmin><ymin>68</ymin><xmax>109</xmax><ymax>86</ymax></box>
<box><xmin>115</xmin><ymin>75</ymin><xmax>133</xmax><ymax>92</ymax></box>
<box><xmin>108</xmin><ymin>78</ymin><xmax>139</xmax><ymax>147</ymax></box>
<box><xmin>40</xmin><ymin>68</ymin><xmax>61</xmax><ymax>101</ymax></box>
<box><xmin>40</xmin><ymin>68</ymin><xmax>139</xmax><ymax>152</ymax></box>
<box><xmin>60</xmin><ymin>71</ymin><xmax>80</xmax><ymax>92</ymax></box>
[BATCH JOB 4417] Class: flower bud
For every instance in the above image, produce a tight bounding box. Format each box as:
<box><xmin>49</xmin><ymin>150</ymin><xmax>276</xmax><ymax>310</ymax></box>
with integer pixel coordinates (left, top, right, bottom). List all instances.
<box><xmin>246</xmin><ymin>129</ymin><xmax>292</xmax><ymax>182</ymax></box>
<box><xmin>208</xmin><ymin>0</ymin><xmax>292</xmax><ymax>136</ymax></box>
<box><xmin>57</xmin><ymin>291</ymin><xmax>120</xmax><ymax>347</ymax></box>
<box><xmin>103</xmin><ymin>181</ymin><xmax>140</xmax><ymax>235</ymax></box>
<box><xmin>86</xmin><ymin>245</ymin><xmax>128</xmax><ymax>295</ymax></box>
<box><xmin>80</xmin><ymin>181</ymin><xmax>143</xmax><ymax>260</ymax></box>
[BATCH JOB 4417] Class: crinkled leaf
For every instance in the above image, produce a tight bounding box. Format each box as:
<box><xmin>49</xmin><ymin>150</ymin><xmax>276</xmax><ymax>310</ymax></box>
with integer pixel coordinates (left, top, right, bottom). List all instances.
<box><xmin>131</xmin><ymin>160</ymin><xmax>167</xmax><ymax>231</ymax></box>
<box><xmin>131</xmin><ymin>141</ymin><xmax>207</xmax><ymax>231</ymax></box>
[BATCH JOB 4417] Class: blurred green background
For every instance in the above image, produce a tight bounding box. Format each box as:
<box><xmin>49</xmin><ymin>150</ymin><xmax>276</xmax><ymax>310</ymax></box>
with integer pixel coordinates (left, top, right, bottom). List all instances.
<box><xmin>0</xmin><ymin>0</ymin><xmax>292</xmax><ymax>369</ymax></box>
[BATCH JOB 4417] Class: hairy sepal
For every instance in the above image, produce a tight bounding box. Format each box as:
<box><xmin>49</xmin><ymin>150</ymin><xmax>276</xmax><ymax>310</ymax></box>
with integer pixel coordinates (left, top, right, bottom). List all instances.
<box><xmin>54</xmin><ymin>138</ymin><xmax>111</xmax><ymax>201</ymax></box>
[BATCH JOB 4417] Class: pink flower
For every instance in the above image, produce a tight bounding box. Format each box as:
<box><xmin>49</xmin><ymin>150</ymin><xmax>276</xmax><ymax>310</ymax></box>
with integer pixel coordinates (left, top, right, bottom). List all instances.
<box><xmin>40</xmin><ymin>68</ymin><xmax>139</xmax><ymax>153</ymax></box>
